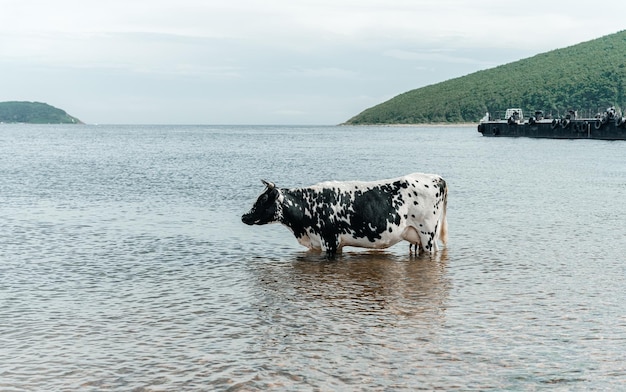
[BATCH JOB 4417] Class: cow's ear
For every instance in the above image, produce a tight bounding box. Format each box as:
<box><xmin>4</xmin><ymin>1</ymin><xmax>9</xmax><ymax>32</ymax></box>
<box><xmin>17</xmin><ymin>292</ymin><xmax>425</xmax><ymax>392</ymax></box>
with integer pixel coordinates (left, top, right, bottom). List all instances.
<box><xmin>261</xmin><ymin>179</ymin><xmax>275</xmax><ymax>190</ymax></box>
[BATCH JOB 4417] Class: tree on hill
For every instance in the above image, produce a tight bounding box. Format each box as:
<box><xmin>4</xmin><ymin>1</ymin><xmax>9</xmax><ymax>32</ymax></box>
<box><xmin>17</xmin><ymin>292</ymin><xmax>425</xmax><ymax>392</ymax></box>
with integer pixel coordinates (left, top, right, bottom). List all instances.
<box><xmin>345</xmin><ymin>30</ymin><xmax>626</xmax><ymax>124</ymax></box>
<box><xmin>0</xmin><ymin>101</ymin><xmax>82</xmax><ymax>124</ymax></box>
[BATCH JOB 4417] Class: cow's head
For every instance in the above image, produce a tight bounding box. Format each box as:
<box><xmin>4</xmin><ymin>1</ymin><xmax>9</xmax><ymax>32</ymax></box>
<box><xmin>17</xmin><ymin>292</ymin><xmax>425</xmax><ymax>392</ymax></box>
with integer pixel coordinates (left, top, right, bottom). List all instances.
<box><xmin>241</xmin><ymin>180</ymin><xmax>281</xmax><ymax>225</ymax></box>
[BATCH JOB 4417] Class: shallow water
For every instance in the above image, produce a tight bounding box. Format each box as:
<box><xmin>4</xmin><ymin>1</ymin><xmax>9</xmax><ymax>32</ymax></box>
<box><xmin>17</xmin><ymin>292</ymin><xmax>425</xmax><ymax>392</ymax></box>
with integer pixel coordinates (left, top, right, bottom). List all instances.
<box><xmin>1</xmin><ymin>124</ymin><xmax>625</xmax><ymax>390</ymax></box>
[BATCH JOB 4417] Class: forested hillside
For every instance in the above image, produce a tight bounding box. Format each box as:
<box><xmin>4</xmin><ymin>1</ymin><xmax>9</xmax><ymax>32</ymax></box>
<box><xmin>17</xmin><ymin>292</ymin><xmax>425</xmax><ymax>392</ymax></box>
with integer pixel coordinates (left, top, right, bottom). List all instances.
<box><xmin>345</xmin><ymin>30</ymin><xmax>626</xmax><ymax>124</ymax></box>
<box><xmin>0</xmin><ymin>101</ymin><xmax>82</xmax><ymax>124</ymax></box>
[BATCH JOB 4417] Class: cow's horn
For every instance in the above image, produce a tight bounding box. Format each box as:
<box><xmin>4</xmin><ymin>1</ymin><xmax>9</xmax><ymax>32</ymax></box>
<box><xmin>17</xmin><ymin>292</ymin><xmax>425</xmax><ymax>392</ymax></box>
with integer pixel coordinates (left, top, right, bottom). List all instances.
<box><xmin>261</xmin><ymin>179</ymin><xmax>275</xmax><ymax>189</ymax></box>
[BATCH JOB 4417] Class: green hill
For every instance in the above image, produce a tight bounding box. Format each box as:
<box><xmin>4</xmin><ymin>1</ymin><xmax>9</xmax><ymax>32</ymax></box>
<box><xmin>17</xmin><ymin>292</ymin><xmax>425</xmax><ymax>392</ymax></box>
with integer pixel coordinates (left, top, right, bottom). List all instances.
<box><xmin>345</xmin><ymin>30</ymin><xmax>626</xmax><ymax>124</ymax></box>
<box><xmin>0</xmin><ymin>101</ymin><xmax>82</xmax><ymax>124</ymax></box>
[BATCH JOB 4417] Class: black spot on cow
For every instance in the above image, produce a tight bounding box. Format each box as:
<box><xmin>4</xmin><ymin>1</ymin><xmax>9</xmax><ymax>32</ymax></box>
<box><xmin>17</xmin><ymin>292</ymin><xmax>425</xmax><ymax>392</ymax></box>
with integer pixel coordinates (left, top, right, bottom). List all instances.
<box><xmin>347</xmin><ymin>187</ymin><xmax>400</xmax><ymax>242</ymax></box>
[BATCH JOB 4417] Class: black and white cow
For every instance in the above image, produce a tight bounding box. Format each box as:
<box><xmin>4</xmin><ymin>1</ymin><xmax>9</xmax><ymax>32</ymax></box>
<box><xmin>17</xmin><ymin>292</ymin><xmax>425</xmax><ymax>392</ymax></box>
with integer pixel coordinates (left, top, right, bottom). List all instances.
<box><xmin>241</xmin><ymin>173</ymin><xmax>448</xmax><ymax>258</ymax></box>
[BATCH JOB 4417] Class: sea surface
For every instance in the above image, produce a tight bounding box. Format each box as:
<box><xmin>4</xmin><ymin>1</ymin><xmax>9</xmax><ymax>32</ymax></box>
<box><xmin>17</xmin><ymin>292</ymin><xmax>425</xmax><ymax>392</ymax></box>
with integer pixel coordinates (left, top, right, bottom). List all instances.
<box><xmin>1</xmin><ymin>124</ymin><xmax>625</xmax><ymax>391</ymax></box>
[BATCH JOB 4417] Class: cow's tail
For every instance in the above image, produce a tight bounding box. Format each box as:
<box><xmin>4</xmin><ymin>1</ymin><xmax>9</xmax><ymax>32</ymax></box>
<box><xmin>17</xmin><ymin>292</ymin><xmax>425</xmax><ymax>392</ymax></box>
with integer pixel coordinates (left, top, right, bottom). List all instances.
<box><xmin>439</xmin><ymin>180</ymin><xmax>448</xmax><ymax>246</ymax></box>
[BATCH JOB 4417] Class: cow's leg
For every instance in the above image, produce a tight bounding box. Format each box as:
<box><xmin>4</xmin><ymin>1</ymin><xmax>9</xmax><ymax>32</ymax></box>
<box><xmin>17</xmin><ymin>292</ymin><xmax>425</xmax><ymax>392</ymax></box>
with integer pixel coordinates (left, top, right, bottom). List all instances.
<box><xmin>323</xmin><ymin>242</ymin><xmax>339</xmax><ymax>259</ymax></box>
<box><xmin>418</xmin><ymin>229</ymin><xmax>437</xmax><ymax>254</ymax></box>
<box><xmin>321</xmin><ymin>230</ymin><xmax>340</xmax><ymax>260</ymax></box>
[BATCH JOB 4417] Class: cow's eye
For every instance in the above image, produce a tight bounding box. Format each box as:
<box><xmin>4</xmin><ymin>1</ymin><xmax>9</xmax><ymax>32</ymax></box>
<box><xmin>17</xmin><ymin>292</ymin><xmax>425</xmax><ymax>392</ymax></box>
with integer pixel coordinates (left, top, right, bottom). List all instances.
<box><xmin>260</xmin><ymin>194</ymin><xmax>268</xmax><ymax>203</ymax></box>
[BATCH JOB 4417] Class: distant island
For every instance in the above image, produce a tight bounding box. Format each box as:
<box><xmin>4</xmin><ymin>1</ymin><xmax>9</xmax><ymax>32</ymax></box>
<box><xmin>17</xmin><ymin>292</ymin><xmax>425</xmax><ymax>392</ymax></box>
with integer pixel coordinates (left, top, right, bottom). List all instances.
<box><xmin>345</xmin><ymin>30</ymin><xmax>626</xmax><ymax>125</ymax></box>
<box><xmin>0</xmin><ymin>101</ymin><xmax>82</xmax><ymax>124</ymax></box>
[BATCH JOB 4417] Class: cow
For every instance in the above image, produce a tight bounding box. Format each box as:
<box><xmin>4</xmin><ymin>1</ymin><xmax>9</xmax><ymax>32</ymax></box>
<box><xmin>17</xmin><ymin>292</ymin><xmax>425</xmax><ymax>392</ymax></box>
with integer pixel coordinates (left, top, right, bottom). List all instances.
<box><xmin>241</xmin><ymin>173</ymin><xmax>448</xmax><ymax>258</ymax></box>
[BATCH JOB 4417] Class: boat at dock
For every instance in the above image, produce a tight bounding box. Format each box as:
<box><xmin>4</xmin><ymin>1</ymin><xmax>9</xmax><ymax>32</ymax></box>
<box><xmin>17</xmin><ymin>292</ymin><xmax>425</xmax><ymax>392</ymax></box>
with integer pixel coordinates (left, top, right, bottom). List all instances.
<box><xmin>477</xmin><ymin>107</ymin><xmax>626</xmax><ymax>140</ymax></box>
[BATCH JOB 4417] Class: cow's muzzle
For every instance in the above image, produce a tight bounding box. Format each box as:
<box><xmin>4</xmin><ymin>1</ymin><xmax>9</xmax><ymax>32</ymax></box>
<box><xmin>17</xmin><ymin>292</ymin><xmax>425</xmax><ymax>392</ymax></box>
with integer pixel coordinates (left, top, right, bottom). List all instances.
<box><xmin>241</xmin><ymin>213</ymin><xmax>255</xmax><ymax>225</ymax></box>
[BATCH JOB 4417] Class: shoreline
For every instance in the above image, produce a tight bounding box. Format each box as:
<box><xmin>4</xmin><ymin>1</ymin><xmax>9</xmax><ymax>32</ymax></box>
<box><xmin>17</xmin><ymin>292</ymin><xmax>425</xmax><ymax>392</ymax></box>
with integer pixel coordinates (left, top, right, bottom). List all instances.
<box><xmin>340</xmin><ymin>123</ymin><xmax>476</xmax><ymax>127</ymax></box>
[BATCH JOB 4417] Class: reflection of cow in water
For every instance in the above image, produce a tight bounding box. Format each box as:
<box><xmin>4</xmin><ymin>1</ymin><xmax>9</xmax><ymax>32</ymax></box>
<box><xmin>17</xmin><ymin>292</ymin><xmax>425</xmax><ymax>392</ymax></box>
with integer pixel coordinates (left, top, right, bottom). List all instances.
<box><xmin>242</xmin><ymin>173</ymin><xmax>448</xmax><ymax>258</ymax></box>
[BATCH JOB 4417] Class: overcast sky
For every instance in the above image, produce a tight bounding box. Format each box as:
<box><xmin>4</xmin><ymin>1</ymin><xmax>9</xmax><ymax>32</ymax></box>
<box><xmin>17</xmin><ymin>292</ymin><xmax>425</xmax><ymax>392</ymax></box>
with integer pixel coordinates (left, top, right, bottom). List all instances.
<box><xmin>2</xmin><ymin>0</ymin><xmax>625</xmax><ymax>124</ymax></box>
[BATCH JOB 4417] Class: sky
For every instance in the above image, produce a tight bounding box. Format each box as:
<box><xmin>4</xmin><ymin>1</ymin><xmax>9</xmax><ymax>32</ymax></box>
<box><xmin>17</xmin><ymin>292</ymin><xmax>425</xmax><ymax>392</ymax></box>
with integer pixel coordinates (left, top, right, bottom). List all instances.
<box><xmin>2</xmin><ymin>0</ymin><xmax>626</xmax><ymax>125</ymax></box>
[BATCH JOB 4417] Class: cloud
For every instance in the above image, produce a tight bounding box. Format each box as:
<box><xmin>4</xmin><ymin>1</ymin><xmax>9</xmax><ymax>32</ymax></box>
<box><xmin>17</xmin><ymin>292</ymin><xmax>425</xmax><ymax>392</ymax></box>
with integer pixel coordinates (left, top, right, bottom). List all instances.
<box><xmin>286</xmin><ymin>67</ymin><xmax>359</xmax><ymax>79</ymax></box>
<box><xmin>383</xmin><ymin>49</ymin><xmax>495</xmax><ymax>66</ymax></box>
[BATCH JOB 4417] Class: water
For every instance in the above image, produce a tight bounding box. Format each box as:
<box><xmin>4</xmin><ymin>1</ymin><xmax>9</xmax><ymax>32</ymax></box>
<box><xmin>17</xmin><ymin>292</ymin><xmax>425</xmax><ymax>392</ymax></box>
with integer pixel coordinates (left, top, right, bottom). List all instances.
<box><xmin>1</xmin><ymin>124</ymin><xmax>625</xmax><ymax>391</ymax></box>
